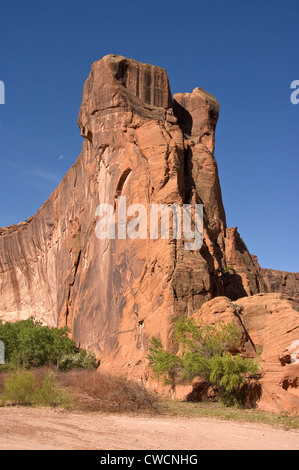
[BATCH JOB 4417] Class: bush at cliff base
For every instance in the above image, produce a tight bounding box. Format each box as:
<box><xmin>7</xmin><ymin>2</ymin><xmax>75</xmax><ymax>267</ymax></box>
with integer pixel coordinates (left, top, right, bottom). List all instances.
<box><xmin>147</xmin><ymin>318</ymin><xmax>259</xmax><ymax>407</ymax></box>
<box><xmin>0</xmin><ymin>317</ymin><xmax>98</xmax><ymax>370</ymax></box>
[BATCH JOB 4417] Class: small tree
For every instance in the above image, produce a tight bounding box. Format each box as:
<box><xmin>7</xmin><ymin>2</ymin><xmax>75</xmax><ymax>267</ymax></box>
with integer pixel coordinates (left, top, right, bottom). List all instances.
<box><xmin>147</xmin><ymin>318</ymin><xmax>259</xmax><ymax>406</ymax></box>
<box><xmin>147</xmin><ymin>337</ymin><xmax>182</xmax><ymax>391</ymax></box>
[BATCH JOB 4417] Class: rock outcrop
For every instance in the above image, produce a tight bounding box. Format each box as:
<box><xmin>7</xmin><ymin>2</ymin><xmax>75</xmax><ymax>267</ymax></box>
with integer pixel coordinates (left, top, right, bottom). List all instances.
<box><xmin>262</xmin><ymin>269</ymin><xmax>299</xmax><ymax>304</ymax></box>
<box><xmin>0</xmin><ymin>56</ymin><xmax>297</xmax><ymax>413</ymax></box>
<box><xmin>191</xmin><ymin>294</ymin><xmax>299</xmax><ymax>414</ymax></box>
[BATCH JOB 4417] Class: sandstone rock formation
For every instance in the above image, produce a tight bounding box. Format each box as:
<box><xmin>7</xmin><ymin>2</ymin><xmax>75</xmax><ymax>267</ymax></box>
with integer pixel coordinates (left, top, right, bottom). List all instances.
<box><xmin>262</xmin><ymin>268</ymin><xmax>299</xmax><ymax>304</ymax></box>
<box><xmin>0</xmin><ymin>55</ymin><xmax>297</xmax><ymax>413</ymax></box>
<box><xmin>191</xmin><ymin>294</ymin><xmax>299</xmax><ymax>414</ymax></box>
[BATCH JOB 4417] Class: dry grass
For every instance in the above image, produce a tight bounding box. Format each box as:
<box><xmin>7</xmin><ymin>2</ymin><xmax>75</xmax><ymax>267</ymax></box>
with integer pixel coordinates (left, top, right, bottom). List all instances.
<box><xmin>0</xmin><ymin>367</ymin><xmax>161</xmax><ymax>414</ymax></box>
<box><xmin>1</xmin><ymin>367</ymin><xmax>299</xmax><ymax>431</ymax></box>
<box><xmin>0</xmin><ymin>368</ymin><xmax>70</xmax><ymax>407</ymax></box>
<box><xmin>162</xmin><ymin>399</ymin><xmax>299</xmax><ymax>430</ymax></box>
<box><xmin>55</xmin><ymin>369</ymin><xmax>161</xmax><ymax>414</ymax></box>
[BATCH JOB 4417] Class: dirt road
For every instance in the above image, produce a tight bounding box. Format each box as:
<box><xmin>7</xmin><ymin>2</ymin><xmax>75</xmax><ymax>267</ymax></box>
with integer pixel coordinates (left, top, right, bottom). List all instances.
<box><xmin>0</xmin><ymin>407</ymin><xmax>298</xmax><ymax>450</ymax></box>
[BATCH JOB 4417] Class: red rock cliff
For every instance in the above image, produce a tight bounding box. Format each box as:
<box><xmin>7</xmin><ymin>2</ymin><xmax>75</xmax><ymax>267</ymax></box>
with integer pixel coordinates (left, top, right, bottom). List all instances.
<box><xmin>0</xmin><ymin>55</ymin><xmax>266</xmax><ymax>376</ymax></box>
<box><xmin>262</xmin><ymin>269</ymin><xmax>299</xmax><ymax>303</ymax></box>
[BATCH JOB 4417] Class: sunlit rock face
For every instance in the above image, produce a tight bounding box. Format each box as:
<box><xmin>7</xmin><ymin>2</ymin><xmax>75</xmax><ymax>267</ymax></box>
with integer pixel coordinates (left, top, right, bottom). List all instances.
<box><xmin>0</xmin><ymin>55</ymin><xmax>266</xmax><ymax>377</ymax></box>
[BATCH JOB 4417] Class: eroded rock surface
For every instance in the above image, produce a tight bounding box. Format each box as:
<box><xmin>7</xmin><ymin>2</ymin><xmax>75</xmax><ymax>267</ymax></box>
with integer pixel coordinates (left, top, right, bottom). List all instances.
<box><xmin>192</xmin><ymin>294</ymin><xmax>299</xmax><ymax>414</ymax></box>
<box><xmin>262</xmin><ymin>269</ymin><xmax>299</xmax><ymax>304</ymax></box>
<box><xmin>0</xmin><ymin>56</ymin><xmax>294</xmax><ymax>396</ymax></box>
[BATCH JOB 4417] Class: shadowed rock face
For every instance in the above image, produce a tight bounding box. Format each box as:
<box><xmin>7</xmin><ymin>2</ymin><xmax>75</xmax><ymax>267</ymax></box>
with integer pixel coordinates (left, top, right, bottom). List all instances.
<box><xmin>0</xmin><ymin>55</ymin><xmax>266</xmax><ymax>376</ymax></box>
<box><xmin>261</xmin><ymin>269</ymin><xmax>299</xmax><ymax>304</ymax></box>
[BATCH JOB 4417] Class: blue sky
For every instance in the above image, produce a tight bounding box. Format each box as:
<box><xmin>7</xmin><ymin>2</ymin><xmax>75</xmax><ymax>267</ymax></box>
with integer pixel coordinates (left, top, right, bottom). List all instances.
<box><xmin>0</xmin><ymin>0</ymin><xmax>298</xmax><ymax>272</ymax></box>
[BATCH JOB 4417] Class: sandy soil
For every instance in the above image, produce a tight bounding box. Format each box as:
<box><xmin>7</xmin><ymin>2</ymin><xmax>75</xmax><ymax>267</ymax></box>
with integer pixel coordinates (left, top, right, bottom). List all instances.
<box><xmin>0</xmin><ymin>407</ymin><xmax>298</xmax><ymax>450</ymax></box>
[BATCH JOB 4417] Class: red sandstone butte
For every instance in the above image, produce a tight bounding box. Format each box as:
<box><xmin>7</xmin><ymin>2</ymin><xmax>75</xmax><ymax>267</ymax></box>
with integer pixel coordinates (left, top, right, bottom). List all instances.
<box><xmin>0</xmin><ymin>55</ymin><xmax>298</xmax><ymax>413</ymax></box>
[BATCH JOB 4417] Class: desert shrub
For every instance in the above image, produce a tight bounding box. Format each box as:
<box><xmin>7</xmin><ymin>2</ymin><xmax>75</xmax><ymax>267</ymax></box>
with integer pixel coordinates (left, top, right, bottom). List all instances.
<box><xmin>1</xmin><ymin>369</ymin><xmax>70</xmax><ymax>407</ymax></box>
<box><xmin>0</xmin><ymin>367</ymin><xmax>160</xmax><ymax>413</ymax></box>
<box><xmin>0</xmin><ymin>318</ymin><xmax>75</xmax><ymax>367</ymax></box>
<box><xmin>147</xmin><ymin>318</ymin><xmax>259</xmax><ymax>406</ymax></box>
<box><xmin>223</xmin><ymin>265</ymin><xmax>236</xmax><ymax>274</ymax></box>
<box><xmin>205</xmin><ymin>353</ymin><xmax>259</xmax><ymax>406</ymax></box>
<box><xmin>57</xmin><ymin>350</ymin><xmax>99</xmax><ymax>371</ymax></box>
<box><xmin>0</xmin><ymin>318</ymin><xmax>97</xmax><ymax>371</ymax></box>
<box><xmin>1</xmin><ymin>370</ymin><xmax>39</xmax><ymax>405</ymax></box>
<box><xmin>56</xmin><ymin>369</ymin><xmax>160</xmax><ymax>414</ymax></box>
<box><xmin>175</xmin><ymin>317</ymin><xmax>241</xmax><ymax>359</ymax></box>
<box><xmin>34</xmin><ymin>371</ymin><xmax>71</xmax><ymax>407</ymax></box>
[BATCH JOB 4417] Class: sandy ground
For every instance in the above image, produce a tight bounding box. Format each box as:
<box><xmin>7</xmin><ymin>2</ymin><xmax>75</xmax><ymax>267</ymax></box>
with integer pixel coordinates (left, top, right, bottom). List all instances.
<box><xmin>0</xmin><ymin>407</ymin><xmax>298</xmax><ymax>450</ymax></box>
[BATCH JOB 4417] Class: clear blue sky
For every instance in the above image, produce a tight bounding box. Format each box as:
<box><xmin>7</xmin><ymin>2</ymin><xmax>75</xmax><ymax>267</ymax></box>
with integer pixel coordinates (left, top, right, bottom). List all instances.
<box><xmin>0</xmin><ymin>0</ymin><xmax>298</xmax><ymax>272</ymax></box>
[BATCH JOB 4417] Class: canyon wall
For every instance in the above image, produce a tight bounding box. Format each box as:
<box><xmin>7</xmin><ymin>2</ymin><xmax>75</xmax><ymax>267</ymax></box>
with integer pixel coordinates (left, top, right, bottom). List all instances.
<box><xmin>262</xmin><ymin>269</ymin><xmax>299</xmax><ymax>303</ymax></box>
<box><xmin>0</xmin><ymin>55</ymin><xmax>266</xmax><ymax>377</ymax></box>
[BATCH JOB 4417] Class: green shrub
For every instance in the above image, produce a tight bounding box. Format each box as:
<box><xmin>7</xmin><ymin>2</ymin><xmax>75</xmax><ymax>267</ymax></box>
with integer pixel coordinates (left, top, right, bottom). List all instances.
<box><xmin>147</xmin><ymin>318</ymin><xmax>259</xmax><ymax>406</ymax></box>
<box><xmin>224</xmin><ymin>265</ymin><xmax>236</xmax><ymax>274</ymax></box>
<box><xmin>0</xmin><ymin>318</ymin><xmax>97</xmax><ymax>371</ymax></box>
<box><xmin>34</xmin><ymin>371</ymin><xmax>71</xmax><ymax>407</ymax></box>
<box><xmin>0</xmin><ymin>318</ymin><xmax>75</xmax><ymax>367</ymax></box>
<box><xmin>209</xmin><ymin>353</ymin><xmax>259</xmax><ymax>405</ymax></box>
<box><xmin>1</xmin><ymin>370</ymin><xmax>39</xmax><ymax>405</ymax></box>
<box><xmin>175</xmin><ymin>317</ymin><xmax>241</xmax><ymax>359</ymax></box>
<box><xmin>1</xmin><ymin>370</ymin><xmax>70</xmax><ymax>407</ymax></box>
<box><xmin>57</xmin><ymin>350</ymin><xmax>99</xmax><ymax>371</ymax></box>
